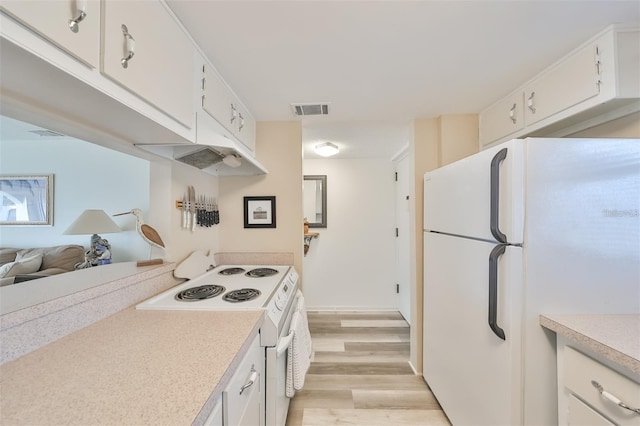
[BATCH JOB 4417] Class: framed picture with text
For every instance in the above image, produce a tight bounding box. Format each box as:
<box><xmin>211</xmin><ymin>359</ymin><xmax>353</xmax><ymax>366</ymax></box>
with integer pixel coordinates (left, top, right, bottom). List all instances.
<box><xmin>243</xmin><ymin>196</ymin><xmax>276</xmax><ymax>228</ymax></box>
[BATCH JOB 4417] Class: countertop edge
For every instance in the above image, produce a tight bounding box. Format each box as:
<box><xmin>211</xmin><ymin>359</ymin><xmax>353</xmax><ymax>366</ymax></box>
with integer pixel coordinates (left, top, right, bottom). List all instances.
<box><xmin>540</xmin><ymin>314</ymin><xmax>640</xmax><ymax>376</ymax></box>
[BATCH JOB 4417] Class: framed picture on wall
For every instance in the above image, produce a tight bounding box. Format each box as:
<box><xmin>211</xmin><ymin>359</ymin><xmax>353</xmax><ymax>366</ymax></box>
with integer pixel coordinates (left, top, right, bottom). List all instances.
<box><xmin>0</xmin><ymin>174</ymin><xmax>54</xmax><ymax>226</ymax></box>
<box><xmin>244</xmin><ymin>196</ymin><xmax>276</xmax><ymax>228</ymax></box>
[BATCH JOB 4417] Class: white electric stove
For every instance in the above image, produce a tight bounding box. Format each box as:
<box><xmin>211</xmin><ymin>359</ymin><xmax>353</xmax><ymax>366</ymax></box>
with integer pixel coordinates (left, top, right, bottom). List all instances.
<box><xmin>136</xmin><ymin>263</ymin><xmax>300</xmax><ymax>426</ymax></box>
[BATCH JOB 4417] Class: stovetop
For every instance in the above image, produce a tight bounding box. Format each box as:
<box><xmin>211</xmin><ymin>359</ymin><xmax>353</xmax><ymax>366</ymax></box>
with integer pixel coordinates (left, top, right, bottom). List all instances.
<box><xmin>136</xmin><ymin>264</ymin><xmax>291</xmax><ymax>311</ymax></box>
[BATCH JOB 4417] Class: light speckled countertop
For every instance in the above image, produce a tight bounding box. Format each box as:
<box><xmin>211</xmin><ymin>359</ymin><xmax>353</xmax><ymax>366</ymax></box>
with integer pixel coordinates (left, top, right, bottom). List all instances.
<box><xmin>540</xmin><ymin>314</ymin><xmax>640</xmax><ymax>375</ymax></box>
<box><xmin>0</xmin><ymin>307</ymin><xmax>264</xmax><ymax>425</ymax></box>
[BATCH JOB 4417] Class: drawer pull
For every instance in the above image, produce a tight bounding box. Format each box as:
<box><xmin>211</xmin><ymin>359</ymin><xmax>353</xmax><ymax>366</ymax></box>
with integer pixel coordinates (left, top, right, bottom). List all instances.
<box><xmin>239</xmin><ymin>367</ymin><xmax>258</xmax><ymax>395</ymax></box>
<box><xmin>591</xmin><ymin>380</ymin><xmax>640</xmax><ymax>415</ymax></box>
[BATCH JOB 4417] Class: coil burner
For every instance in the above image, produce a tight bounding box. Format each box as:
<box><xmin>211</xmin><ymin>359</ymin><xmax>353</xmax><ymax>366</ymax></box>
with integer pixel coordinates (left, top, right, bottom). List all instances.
<box><xmin>218</xmin><ymin>267</ymin><xmax>246</xmax><ymax>275</ymax></box>
<box><xmin>245</xmin><ymin>268</ymin><xmax>279</xmax><ymax>278</ymax></box>
<box><xmin>175</xmin><ymin>285</ymin><xmax>225</xmax><ymax>301</ymax></box>
<box><xmin>223</xmin><ymin>288</ymin><xmax>262</xmax><ymax>303</ymax></box>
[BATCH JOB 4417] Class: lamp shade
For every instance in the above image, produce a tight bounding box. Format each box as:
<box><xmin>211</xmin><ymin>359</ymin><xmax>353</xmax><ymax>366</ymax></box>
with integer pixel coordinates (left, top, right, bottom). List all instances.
<box><xmin>64</xmin><ymin>209</ymin><xmax>121</xmax><ymax>235</ymax></box>
<box><xmin>314</xmin><ymin>142</ymin><xmax>339</xmax><ymax>157</ymax></box>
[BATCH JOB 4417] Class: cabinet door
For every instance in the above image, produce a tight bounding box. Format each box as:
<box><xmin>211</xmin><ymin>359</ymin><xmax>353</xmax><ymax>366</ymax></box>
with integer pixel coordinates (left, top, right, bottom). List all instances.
<box><xmin>523</xmin><ymin>43</ymin><xmax>600</xmax><ymax>126</ymax></box>
<box><xmin>479</xmin><ymin>92</ymin><xmax>524</xmax><ymax>147</ymax></box>
<box><xmin>235</xmin><ymin>103</ymin><xmax>256</xmax><ymax>153</ymax></box>
<box><xmin>202</xmin><ymin>64</ymin><xmax>235</xmax><ymax>132</ymax></box>
<box><xmin>1</xmin><ymin>0</ymin><xmax>100</xmax><ymax>68</ymax></box>
<box><xmin>102</xmin><ymin>1</ymin><xmax>194</xmax><ymax>127</ymax></box>
<box><xmin>223</xmin><ymin>335</ymin><xmax>263</xmax><ymax>426</ymax></box>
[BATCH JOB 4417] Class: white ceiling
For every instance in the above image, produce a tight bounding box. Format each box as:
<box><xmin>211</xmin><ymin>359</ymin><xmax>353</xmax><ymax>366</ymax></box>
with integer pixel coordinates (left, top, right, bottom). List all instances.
<box><xmin>166</xmin><ymin>0</ymin><xmax>640</xmax><ymax>159</ymax></box>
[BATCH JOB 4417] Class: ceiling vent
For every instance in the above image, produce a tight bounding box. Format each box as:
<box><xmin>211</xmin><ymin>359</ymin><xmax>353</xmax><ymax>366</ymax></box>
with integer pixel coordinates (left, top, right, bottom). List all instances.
<box><xmin>28</xmin><ymin>129</ymin><xmax>64</xmax><ymax>137</ymax></box>
<box><xmin>291</xmin><ymin>103</ymin><xmax>329</xmax><ymax>116</ymax></box>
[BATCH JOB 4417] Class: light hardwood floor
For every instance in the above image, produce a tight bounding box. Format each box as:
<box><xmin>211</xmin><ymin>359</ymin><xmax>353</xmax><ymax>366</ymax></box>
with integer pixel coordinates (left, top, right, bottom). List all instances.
<box><xmin>285</xmin><ymin>311</ymin><xmax>451</xmax><ymax>426</ymax></box>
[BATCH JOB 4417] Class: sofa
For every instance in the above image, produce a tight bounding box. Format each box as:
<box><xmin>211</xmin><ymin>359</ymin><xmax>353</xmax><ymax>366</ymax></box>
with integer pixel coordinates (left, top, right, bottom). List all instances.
<box><xmin>0</xmin><ymin>245</ymin><xmax>85</xmax><ymax>287</ymax></box>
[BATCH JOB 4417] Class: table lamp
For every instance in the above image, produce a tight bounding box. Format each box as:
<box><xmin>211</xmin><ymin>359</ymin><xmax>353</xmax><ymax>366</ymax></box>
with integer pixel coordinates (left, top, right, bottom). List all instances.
<box><xmin>64</xmin><ymin>209</ymin><xmax>121</xmax><ymax>268</ymax></box>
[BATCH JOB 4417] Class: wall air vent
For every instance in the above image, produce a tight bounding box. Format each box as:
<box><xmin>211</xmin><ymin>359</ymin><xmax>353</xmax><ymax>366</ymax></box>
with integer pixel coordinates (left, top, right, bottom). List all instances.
<box><xmin>291</xmin><ymin>103</ymin><xmax>330</xmax><ymax>116</ymax></box>
<box><xmin>28</xmin><ymin>129</ymin><xmax>65</xmax><ymax>137</ymax></box>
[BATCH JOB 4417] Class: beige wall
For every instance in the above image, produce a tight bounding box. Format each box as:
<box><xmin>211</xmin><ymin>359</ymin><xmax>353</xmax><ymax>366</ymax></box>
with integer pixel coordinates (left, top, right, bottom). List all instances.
<box><xmin>409</xmin><ymin>114</ymin><xmax>478</xmax><ymax>372</ymax></box>
<box><xmin>568</xmin><ymin>112</ymin><xmax>640</xmax><ymax>138</ymax></box>
<box><xmin>439</xmin><ymin>114</ymin><xmax>480</xmax><ymax>165</ymax></box>
<box><xmin>218</xmin><ymin>121</ymin><xmax>304</xmax><ymax>275</ymax></box>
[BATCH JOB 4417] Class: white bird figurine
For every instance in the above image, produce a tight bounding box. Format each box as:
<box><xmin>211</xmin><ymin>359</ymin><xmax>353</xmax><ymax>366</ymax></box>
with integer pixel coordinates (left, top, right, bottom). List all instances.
<box><xmin>113</xmin><ymin>208</ymin><xmax>165</xmax><ymax>249</ymax></box>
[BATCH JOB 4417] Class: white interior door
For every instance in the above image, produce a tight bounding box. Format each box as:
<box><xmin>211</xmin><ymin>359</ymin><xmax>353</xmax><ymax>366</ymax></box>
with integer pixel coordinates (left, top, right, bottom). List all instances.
<box><xmin>394</xmin><ymin>155</ymin><xmax>411</xmax><ymax>323</ymax></box>
<box><xmin>423</xmin><ymin>231</ymin><xmax>523</xmax><ymax>426</ymax></box>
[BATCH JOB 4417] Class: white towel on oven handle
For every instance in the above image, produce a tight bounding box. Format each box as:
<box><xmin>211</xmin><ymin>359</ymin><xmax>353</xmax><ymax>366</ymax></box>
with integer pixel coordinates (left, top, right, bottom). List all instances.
<box><xmin>286</xmin><ymin>292</ymin><xmax>312</xmax><ymax>398</ymax></box>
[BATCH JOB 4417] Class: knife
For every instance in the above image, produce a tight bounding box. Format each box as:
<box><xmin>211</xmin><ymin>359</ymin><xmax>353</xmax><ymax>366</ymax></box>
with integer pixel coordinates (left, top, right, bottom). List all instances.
<box><xmin>182</xmin><ymin>194</ymin><xmax>187</xmax><ymax>228</ymax></box>
<box><xmin>189</xmin><ymin>186</ymin><xmax>196</xmax><ymax>231</ymax></box>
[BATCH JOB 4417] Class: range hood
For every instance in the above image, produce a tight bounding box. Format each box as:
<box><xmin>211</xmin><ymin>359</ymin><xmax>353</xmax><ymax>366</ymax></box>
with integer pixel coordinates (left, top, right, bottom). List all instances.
<box><xmin>135</xmin><ymin>112</ymin><xmax>267</xmax><ymax>176</ymax></box>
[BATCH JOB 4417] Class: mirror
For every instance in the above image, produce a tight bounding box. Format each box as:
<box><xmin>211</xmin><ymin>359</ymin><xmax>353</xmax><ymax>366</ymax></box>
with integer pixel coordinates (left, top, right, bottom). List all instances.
<box><xmin>303</xmin><ymin>175</ymin><xmax>327</xmax><ymax>228</ymax></box>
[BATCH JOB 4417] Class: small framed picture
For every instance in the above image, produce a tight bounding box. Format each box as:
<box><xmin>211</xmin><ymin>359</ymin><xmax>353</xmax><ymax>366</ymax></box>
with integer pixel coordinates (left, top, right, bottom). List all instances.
<box><xmin>0</xmin><ymin>174</ymin><xmax>54</xmax><ymax>226</ymax></box>
<box><xmin>244</xmin><ymin>196</ymin><xmax>276</xmax><ymax>228</ymax></box>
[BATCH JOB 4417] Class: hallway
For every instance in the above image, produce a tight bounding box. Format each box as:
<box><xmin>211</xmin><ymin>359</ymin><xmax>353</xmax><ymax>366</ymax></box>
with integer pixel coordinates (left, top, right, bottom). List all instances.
<box><xmin>285</xmin><ymin>311</ymin><xmax>451</xmax><ymax>425</ymax></box>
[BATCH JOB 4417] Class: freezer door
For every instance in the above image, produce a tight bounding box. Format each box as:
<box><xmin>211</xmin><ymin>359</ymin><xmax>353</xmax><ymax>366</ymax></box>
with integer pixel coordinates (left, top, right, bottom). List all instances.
<box><xmin>424</xmin><ymin>139</ymin><xmax>524</xmax><ymax>244</ymax></box>
<box><xmin>423</xmin><ymin>231</ymin><xmax>523</xmax><ymax>426</ymax></box>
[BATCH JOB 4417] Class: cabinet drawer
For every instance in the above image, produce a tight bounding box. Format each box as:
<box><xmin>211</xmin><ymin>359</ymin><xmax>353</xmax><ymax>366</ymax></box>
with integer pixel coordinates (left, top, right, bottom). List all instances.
<box><xmin>568</xmin><ymin>394</ymin><xmax>615</xmax><ymax>426</ymax></box>
<box><xmin>565</xmin><ymin>346</ymin><xmax>640</xmax><ymax>426</ymax></box>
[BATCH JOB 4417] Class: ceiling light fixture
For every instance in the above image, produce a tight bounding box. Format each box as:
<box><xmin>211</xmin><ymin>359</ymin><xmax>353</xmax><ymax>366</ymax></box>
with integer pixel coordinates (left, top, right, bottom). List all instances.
<box><xmin>314</xmin><ymin>142</ymin><xmax>339</xmax><ymax>157</ymax></box>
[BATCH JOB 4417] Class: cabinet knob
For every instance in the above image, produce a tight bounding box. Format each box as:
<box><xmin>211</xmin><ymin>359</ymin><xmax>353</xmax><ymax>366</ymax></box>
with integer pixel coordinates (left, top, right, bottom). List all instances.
<box><xmin>230</xmin><ymin>104</ymin><xmax>238</xmax><ymax>124</ymax></box>
<box><xmin>68</xmin><ymin>0</ymin><xmax>88</xmax><ymax>33</ymax></box>
<box><xmin>120</xmin><ymin>24</ymin><xmax>136</xmax><ymax>69</ymax></box>
<box><xmin>509</xmin><ymin>103</ymin><xmax>517</xmax><ymax>124</ymax></box>
<box><xmin>527</xmin><ymin>92</ymin><xmax>536</xmax><ymax>114</ymax></box>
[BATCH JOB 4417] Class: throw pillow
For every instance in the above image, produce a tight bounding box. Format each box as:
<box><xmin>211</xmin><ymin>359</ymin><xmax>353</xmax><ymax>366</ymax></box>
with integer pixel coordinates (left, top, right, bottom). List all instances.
<box><xmin>0</xmin><ymin>254</ymin><xmax>43</xmax><ymax>279</ymax></box>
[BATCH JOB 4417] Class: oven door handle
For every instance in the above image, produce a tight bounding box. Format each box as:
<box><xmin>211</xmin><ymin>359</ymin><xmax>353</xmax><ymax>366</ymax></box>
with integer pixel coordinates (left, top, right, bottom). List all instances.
<box><xmin>276</xmin><ymin>331</ymin><xmax>294</xmax><ymax>357</ymax></box>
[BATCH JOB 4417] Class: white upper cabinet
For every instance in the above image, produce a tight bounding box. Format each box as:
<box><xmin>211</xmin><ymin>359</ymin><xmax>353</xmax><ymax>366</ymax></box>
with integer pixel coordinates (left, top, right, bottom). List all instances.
<box><xmin>480</xmin><ymin>24</ymin><xmax>640</xmax><ymax>148</ymax></box>
<box><xmin>202</xmin><ymin>64</ymin><xmax>235</xmax><ymax>131</ymax></box>
<box><xmin>479</xmin><ymin>92</ymin><xmax>525</xmax><ymax>144</ymax></box>
<box><xmin>0</xmin><ymin>0</ymin><xmax>100</xmax><ymax>68</ymax></box>
<box><xmin>234</xmin><ymin>102</ymin><xmax>256</xmax><ymax>153</ymax></box>
<box><xmin>202</xmin><ymin>63</ymin><xmax>256</xmax><ymax>153</ymax></box>
<box><xmin>102</xmin><ymin>0</ymin><xmax>194</xmax><ymax>127</ymax></box>
<box><xmin>522</xmin><ymin>42</ymin><xmax>600</xmax><ymax>126</ymax></box>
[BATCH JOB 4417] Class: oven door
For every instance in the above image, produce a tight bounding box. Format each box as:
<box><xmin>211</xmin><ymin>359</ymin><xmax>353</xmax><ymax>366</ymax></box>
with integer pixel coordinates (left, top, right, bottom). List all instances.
<box><xmin>265</xmin><ymin>293</ymin><xmax>298</xmax><ymax>426</ymax></box>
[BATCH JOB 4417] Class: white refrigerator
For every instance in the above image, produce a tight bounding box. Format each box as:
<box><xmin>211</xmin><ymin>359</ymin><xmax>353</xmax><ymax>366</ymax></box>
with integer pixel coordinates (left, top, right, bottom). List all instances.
<box><xmin>422</xmin><ymin>138</ymin><xmax>640</xmax><ymax>426</ymax></box>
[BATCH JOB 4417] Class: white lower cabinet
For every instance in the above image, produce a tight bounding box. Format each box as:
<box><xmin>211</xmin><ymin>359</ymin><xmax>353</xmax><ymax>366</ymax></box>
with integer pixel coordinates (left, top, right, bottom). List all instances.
<box><xmin>568</xmin><ymin>394</ymin><xmax>615</xmax><ymax>426</ymax></box>
<box><xmin>223</xmin><ymin>334</ymin><xmax>264</xmax><ymax>426</ymax></box>
<box><xmin>560</xmin><ymin>345</ymin><xmax>640</xmax><ymax>426</ymax></box>
<box><xmin>204</xmin><ymin>396</ymin><xmax>223</xmax><ymax>426</ymax></box>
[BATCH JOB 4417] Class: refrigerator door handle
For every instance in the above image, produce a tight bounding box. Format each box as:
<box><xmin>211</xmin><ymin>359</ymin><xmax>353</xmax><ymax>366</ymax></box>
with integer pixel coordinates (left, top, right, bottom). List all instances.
<box><xmin>490</xmin><ymin>148</ymin><xmax>508</xmax><ymax>244</ymax></box>
<box><xmin>488</xmin><ymin>244</ymin><xmax>507</xmax><ymax>340</ymax></box>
